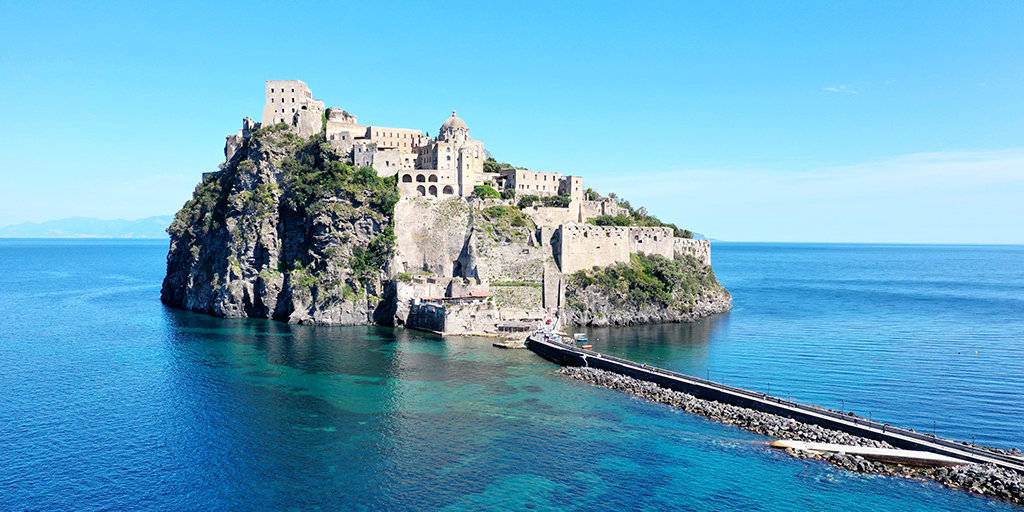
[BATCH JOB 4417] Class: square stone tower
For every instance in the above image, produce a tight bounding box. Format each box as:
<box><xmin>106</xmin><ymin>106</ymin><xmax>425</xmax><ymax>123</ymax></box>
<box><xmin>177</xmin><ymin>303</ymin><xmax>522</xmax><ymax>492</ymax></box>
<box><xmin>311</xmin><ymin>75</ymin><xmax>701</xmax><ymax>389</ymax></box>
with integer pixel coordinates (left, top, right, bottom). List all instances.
<box><xmin>262</xmin><ymin>80</ymin><xmax>325</xmax><ymax>137</ymax></box>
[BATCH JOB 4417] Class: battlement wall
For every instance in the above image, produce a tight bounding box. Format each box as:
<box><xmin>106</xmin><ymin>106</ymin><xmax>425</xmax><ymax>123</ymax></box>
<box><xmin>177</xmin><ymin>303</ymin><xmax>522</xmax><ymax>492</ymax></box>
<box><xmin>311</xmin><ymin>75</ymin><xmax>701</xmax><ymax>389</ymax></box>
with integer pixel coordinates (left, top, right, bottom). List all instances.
<box><xmin>557</xmin><ymin>223</ymin><xmax>631</xmax><ymax>274</ymax></box>
<box><xmin>628</xmin><ymin>226</ymin><xmax>675</xmax><ymax>259</ymax></box>
<box><xmin>674</xmin><ymin>238</ymin><xmax>712</xmax><ymax>265</ymax></box>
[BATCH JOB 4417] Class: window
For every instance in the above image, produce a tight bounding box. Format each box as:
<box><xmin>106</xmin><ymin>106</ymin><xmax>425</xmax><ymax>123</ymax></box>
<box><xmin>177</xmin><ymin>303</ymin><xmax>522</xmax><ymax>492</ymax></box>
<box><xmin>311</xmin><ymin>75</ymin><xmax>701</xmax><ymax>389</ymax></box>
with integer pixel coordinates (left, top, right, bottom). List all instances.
<box><xmin>271</xmin><ymin>88</ymin><xmax>274</xmax><ymax>92</ymax></box>
<box><xmin>292</xmin><ymin>98</ymin><xmax>295</xmax><ymax>102</ymax></box>
<box><xmin>271</xmin><ymin>98</ymin><xmax>274</xmax><ymax>103</ymax></box>
<box><xmin>446</xmin><ymin>156</ymin><xmax>451</xmax><ymax>161</ymax></box>
<box><xmin>291</xmin><ymin>88</ymin><xmax>294</xmax><ymax>92</ymax></box>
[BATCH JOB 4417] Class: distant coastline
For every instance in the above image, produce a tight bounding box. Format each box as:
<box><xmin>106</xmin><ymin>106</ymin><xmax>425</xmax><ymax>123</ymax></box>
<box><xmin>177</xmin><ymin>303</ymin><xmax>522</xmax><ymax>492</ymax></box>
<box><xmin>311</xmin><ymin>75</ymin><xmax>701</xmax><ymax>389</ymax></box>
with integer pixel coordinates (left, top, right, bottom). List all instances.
<box><xmin>0</xmin><ymin>216</ymin><xmax>172</xmax><ymax>239</ymax></box>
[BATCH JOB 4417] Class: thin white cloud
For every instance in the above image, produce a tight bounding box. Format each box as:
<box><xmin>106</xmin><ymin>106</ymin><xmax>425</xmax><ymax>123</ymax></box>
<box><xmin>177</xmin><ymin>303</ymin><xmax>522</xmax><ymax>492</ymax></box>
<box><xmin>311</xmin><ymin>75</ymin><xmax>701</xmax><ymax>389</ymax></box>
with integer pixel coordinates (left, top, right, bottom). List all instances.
<box><xmin>823</xmin><ymin>85</ymin><xmax>858</xmax><ymax>94</ymax></box>
<box><xmin>590</xmin><ymin>148</ymin><xmax>1024</xmax><ymax>243</ymax></box>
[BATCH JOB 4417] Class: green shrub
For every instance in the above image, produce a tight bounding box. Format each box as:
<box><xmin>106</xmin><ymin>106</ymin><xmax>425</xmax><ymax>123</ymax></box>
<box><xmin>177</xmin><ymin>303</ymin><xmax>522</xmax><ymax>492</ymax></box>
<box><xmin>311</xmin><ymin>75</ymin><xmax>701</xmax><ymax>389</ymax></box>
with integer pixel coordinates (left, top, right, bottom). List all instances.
<box><xmin>517</xmin><ymin>194</ymin><xmax>540</xmax><ymax>209</ymax></box>
<box><xmin>589</xmin><ymin>214</ymin><xmax>632</xmax><ymax>227</ymax></box>
<box><xmin>472</xmin><ymin>185</ymin><xmax>501</xmax><ymax>199</ymax></box>
<box><xmin>541</xmin><ymin>194</ymin><xmax>571</xmax><ymax>208</ymax></box>
<box><xmin>567</xmin><ymin>253</ymin><xmax>724</xmax><ymax>311</ymax></box>
<box><xmin>351</xmin><ymin>225</ymin><xmax>396</xmax><ymax>285</ymax></box>
<box><xmin>473</xmin><ymin>185</ymin><xmax>501</xmax><ymax>199</ymax></box>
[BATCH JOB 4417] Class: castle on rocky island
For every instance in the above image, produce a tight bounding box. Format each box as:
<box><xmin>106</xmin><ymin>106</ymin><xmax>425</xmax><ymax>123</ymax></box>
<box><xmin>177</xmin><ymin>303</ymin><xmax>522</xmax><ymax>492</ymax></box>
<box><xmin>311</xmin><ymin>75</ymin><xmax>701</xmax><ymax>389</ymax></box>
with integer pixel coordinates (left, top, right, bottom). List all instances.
<box><xmin>208</xmin><ymin>79</ymin><xmax>721</xmax><ymax>334</ymax></box>
<box><xmin>227</xmin><ymin>80</ymin><xmax>585</xmax><ymax>202</ymax></box>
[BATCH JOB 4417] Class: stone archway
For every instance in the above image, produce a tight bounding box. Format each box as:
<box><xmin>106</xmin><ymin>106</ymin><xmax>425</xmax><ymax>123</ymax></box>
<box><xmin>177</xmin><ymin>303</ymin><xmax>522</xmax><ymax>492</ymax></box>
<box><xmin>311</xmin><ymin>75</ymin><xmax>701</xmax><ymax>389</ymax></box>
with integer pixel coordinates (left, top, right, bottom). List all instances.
<box><xmin>416</xmin><ymin>185</ymin><xmax>426</xmax><ymax>196</ymax></box>
<box><xmin>428</xmin><ymin>174</ymin><xmax>438</xmax><ymax>182</ymax></box>
<box><xmin>416</xmin><ymin>174</ymin><xmax>426</xmax><ymax>182</ymax></box>
<box><xmin>428</xmin><ymin>185</ymin><xmax>438</xmax><ymax>197</ymax></box>
<box><xmin>402</xmin><ymin>174</ymin><xmax>412</xmax><ymax>183</ymax></box>
<box><xmin>442</xmin><ymin>185</ymin><xmax>454</xmax><ymax>195</ymax></box>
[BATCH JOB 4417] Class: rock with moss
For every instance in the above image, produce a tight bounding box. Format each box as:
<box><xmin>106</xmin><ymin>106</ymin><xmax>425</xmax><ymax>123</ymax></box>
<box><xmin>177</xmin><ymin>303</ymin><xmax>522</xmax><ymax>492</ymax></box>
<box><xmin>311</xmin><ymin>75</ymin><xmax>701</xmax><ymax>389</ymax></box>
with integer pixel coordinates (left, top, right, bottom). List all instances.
<box><xmin>161</xmin><ymin>124</ymin><xmax>398</xmax><ymax>325</ymax></box>
<box><xmin>564</xmin><ymin>252</ymin><xmax>731</xmax><ymax>326</ymax></box>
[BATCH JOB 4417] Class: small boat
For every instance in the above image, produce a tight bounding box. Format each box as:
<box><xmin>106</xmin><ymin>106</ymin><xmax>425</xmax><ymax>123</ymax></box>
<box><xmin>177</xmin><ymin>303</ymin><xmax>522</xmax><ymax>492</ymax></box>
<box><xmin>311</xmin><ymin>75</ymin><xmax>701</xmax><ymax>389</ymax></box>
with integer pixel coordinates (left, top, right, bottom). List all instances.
<box><xmin>581</xmin><ymin>344</ymin><xmax>593</xmax><ymax>350</ymax></box>
<box><xmin>573</xmin><ymin>333</ymin><xmax>588</xmax><ymax>342</ymax></box>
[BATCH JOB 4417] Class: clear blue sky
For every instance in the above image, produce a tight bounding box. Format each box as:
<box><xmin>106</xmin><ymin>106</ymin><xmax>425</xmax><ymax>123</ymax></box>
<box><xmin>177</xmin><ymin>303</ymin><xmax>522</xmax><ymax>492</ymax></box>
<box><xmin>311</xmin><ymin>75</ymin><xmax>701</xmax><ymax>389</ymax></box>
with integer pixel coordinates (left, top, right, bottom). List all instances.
<box><xmin>1</xmin><ymin>1</ymin><xmax>1021</xmax><ymax>243</ymax></box>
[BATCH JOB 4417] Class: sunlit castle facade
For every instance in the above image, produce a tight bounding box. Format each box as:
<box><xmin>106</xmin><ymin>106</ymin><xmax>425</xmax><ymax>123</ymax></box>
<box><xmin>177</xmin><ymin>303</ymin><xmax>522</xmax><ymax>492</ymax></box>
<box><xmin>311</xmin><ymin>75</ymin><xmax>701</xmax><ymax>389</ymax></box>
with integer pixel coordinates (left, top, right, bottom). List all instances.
<box><xmin>232</xmin><ymin>80</ymin><xmax>491</xmax><ymax>198</ymax></box>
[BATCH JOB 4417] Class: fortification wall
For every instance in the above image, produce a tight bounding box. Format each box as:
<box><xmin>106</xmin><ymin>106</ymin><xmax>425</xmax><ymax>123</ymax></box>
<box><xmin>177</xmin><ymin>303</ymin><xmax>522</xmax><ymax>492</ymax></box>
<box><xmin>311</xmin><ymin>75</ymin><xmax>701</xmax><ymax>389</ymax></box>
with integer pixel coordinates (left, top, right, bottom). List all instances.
<box><xmin>528</xmin><ymin>203</ymin><xmax>578</xmax><ymax>227</ymax></box>
<box><xmin>491</xmin><ymin>285</ymin><xmax>542</xmax><ymax>310</ymax></box>
<box><xmin>578</xmin><ymin>199</ymin><xmax>627</xmax><ymax>222</ymax></box>
<box><xmin>557</xmin><ymin>223</ymin><xmax>631</xmax><ymax>274</ymax></box>
<box><xmin>440</xmin><ymin>304</ymin><xmax>500</xmax><ymax>335</ymax></box>
<box><xmin>674</xmin><ymin>238</ymin><xmax>712</xmax><ymax>265</ymax></box>
<box><xmin>628</xmin><ymin>227</ymin><xmax>675</xmax><ymax>259</ymax></box>
<box><xmin>405</xmin><ymin>303</ymin><xmax>446</xmax><ymax>333</ymax></box>
<box><xmin>406</xmin><ymin>301</ymin><xmax>500</xmax><ymax>334</ymax></box>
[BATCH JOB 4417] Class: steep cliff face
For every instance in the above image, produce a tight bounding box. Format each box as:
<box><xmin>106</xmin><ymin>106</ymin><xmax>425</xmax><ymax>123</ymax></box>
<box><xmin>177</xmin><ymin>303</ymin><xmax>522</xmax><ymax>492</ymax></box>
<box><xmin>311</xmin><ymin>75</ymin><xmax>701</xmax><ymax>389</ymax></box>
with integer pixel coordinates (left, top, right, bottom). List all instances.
<box><xmin>563</xmin><ymin>252</ymin><xmax>732</xmax><ymax>326</ymax></box>
<box><xmin>161</xmin><ymin>124</ymin><xmax>398</xmax><ymax>325</ymax></box>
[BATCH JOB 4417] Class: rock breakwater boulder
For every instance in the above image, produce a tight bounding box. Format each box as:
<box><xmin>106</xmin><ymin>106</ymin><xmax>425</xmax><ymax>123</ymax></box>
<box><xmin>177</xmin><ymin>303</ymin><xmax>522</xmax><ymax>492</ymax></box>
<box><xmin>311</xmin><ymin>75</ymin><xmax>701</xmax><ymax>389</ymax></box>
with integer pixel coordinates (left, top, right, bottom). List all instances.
<box><xmin>558</xmin><ymin>366</ymin><xmax>1024</xmax><ymax>504</ymax></box>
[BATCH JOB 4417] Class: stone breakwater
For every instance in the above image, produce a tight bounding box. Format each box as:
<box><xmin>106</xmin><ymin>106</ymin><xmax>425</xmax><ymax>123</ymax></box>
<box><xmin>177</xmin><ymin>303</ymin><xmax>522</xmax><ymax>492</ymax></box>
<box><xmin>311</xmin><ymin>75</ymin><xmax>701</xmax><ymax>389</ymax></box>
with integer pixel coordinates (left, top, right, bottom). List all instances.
<box><xmin>558</xmin><ymin>366</ymin><xmax>1024</xmax><ymax>504</ymax></box>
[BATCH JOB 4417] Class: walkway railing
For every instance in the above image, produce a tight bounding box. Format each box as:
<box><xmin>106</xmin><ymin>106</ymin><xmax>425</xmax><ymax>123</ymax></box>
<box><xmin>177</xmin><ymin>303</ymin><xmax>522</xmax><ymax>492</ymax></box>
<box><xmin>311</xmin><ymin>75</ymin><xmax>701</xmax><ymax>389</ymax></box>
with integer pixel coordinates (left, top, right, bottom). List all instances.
<box><xmin>528</xmin><ymin>333</ymin><xmax>1024</xmax><ymax>473</ymax></box>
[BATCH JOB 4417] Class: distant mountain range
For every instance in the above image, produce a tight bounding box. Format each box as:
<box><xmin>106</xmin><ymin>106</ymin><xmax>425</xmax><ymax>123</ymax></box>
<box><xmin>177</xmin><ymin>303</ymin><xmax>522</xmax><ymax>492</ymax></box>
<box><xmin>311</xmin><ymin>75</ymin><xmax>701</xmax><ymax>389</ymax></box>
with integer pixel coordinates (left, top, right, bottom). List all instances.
<box><xmin>0</xmin><ymin>216</ymin><xmax>173</xmax><ymax>238</ymax></box>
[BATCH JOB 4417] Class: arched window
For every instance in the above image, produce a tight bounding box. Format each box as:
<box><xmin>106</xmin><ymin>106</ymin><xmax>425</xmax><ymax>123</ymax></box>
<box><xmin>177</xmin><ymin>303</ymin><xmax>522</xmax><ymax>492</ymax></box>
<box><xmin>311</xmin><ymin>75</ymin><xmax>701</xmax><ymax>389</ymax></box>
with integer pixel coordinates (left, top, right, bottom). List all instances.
<box><xmin>446</xmin><ymin>156</ymin><xmax>451</xmax><ymax>161</ymax></box>
<box><xmin>443</xmin><ymin>185</ymin><xmax>454</xmax><ymax>195</ymax></box>
<box><xmin>416</xmin><ymin>174</ymin><xmax>426</xmax><ymax>182</ymax></box>
<box><xmin>417</xmin><ymin>185</ymin><xmax>426</xmax><ymax>196</ymax></box>
<box><xmin>402</xmin><ymin>174</ymin><xmax>412</xmax><ymax>183</ymax></box>
<box><xmin>428</xmin><ymin>175</ymin><xmax>438</xmax><ymax>182</ymax></box>
<box><xmin>428</xmin><ymin>185</ymin><xmax>438</xmax><ymax>197</ymax></box>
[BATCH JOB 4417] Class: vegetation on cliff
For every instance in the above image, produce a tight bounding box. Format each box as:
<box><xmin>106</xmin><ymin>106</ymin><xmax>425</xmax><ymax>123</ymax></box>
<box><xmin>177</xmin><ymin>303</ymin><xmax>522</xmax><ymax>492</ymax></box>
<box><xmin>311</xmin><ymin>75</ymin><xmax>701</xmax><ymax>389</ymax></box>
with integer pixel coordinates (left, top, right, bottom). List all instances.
<box><xmin>564</xmin><ymin>253</ymin><xmax>730</xmax><ymax>326</ymax></box>
<box><xmin>162</xmin><ymin>124</ymin><xmax>398</xmax><ymax>325</ymax></box>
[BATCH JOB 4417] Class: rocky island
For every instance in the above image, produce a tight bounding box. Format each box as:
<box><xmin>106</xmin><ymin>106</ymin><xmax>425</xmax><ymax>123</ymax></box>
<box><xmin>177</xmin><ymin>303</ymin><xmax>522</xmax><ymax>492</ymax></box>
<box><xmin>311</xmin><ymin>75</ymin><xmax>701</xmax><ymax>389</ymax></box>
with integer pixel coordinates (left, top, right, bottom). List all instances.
<box><xmin>161</xmin><ymin>80</ymin><xmax>731</xmax><ymax>334</ymax></box>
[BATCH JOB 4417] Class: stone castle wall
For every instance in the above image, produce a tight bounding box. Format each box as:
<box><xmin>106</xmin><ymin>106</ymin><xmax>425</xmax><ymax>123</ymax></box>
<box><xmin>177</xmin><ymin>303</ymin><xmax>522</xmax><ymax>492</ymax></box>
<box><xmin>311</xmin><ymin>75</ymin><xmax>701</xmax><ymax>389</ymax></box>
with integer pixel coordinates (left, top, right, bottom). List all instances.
<box><xmin>674</xmin><ymin>238</ymin><xmax>712</xmax><ymax>265</ymax></box>
<box><xmin>558</xmin><ymin>223</ymin><xmax>711</xmax><ymax>274</ymax></box>
<box><xmin>628</xmin><ymin>226</ymin><xmax>675</xmax><ymax>259</ymax></box>
<box><xmin>557</xmin><ymin>223</ymin><xmax>631</xmax><ymax>274</ymax></box>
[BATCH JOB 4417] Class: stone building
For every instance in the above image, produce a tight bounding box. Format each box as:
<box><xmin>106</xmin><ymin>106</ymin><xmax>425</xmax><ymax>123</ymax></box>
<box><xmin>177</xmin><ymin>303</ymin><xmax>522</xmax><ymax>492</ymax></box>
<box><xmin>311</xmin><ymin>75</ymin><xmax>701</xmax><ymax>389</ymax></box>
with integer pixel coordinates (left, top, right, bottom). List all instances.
<box><xmin>261</xmin><ymin>80</ymin><xmax>325</xmax><ymax>138</ymax></box>
<box><xmin>498</xmin><ymin>168</ymin><xmax>563</xmax><ymax>196</ymax></box>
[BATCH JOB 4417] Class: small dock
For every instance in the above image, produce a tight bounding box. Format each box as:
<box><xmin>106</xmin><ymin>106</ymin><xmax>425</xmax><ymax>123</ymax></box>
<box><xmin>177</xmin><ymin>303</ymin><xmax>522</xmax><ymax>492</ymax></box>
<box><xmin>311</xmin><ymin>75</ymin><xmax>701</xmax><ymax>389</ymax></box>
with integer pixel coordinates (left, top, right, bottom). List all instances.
<box><xmin>527</xmin><ymin>333</ymin><xmax>1024</xmax><ymax>474</ymax></box>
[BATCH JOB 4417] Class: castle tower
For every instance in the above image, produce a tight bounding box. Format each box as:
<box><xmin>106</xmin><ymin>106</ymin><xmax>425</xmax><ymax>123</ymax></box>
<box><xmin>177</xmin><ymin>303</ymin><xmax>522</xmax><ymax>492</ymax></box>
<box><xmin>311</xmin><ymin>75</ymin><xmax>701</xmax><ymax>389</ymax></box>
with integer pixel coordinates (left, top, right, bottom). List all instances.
<box><xmin>261</xmin><ymin>80</ymin><xmax>325</xmax><ymax>137</ymax></box>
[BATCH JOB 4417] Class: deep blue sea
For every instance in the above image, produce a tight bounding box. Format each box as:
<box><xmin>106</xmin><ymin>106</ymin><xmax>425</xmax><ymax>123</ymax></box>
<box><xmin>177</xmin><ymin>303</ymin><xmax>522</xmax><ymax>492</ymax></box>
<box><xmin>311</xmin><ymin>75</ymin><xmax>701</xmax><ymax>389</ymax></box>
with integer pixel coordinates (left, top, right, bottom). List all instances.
<box><xmin>1</xmin><ymin>240</ymin><xmax>1022</xmax><ymax>511</ymax></box>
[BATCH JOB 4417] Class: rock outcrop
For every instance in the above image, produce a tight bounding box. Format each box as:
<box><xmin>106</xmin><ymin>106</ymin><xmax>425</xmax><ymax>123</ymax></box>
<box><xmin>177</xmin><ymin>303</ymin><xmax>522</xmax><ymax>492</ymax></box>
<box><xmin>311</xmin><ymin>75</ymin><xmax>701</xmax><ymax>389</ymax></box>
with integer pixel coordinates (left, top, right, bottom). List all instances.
<box><xmin>161</xmin><ymin>123</ymin><xmax>398</xmax><ymax>325</ymax></box>
<box><xmin>563</xmin><ymin>253</ymin><xmax>732</xmax><ymax>326</ymax></box>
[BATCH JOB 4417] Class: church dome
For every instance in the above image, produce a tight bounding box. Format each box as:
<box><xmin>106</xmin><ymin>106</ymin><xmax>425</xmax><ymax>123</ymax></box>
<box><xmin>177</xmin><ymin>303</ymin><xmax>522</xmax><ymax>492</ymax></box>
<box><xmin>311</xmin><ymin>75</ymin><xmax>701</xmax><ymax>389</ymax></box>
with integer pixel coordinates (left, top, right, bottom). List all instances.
<box><xmin>441</xmin><ymin>110</ymin><xmax>468</xmax><ymax>130</ymax></box>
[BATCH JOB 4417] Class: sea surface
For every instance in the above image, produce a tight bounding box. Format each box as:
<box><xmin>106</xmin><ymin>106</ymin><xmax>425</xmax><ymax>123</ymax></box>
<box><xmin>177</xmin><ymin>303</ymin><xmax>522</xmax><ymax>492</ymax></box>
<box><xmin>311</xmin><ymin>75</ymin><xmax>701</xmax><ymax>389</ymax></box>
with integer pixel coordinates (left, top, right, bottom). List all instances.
<box><xmin>1</xmin><ymin>239</ymin><xmax>1022</xmax><ymax>511</ymax></box>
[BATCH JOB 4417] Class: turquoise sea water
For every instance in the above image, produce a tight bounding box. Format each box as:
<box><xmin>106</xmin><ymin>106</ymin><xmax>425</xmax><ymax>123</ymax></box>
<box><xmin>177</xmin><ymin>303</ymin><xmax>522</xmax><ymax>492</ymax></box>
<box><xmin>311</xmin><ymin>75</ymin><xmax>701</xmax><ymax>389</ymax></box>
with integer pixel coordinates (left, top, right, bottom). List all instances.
<box><xmin>1</xmin><ymin>239</ymin><xmax>1022</xmax><ymax>511</ymax></box>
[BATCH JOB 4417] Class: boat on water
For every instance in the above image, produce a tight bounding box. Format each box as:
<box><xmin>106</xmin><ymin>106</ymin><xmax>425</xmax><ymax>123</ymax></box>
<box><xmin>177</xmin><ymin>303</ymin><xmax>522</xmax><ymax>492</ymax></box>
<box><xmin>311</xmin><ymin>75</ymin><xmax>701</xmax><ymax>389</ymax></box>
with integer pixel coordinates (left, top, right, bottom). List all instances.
<box><xmin>572</xmin><ymin>333</ymin><xmax>592</xmax><ymax>350</ymax></box>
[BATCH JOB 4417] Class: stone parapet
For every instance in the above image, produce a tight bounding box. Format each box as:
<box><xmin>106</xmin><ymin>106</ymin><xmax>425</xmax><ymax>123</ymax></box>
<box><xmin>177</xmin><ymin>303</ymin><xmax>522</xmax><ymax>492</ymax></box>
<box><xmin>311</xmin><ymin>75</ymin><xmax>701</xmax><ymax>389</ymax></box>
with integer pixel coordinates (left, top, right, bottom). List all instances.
<box><xmin>674</xmin><ymin>238</ymin><xmax>711</xmax><ymax>265</ymax></box>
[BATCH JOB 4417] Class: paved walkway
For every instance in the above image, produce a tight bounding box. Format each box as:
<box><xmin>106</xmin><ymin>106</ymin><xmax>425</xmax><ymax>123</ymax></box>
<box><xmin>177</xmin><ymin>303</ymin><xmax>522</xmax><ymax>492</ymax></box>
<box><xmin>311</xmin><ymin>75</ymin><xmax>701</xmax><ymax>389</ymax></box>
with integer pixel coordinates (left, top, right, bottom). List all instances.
<box><xmin>528</xmin><ymin>334</ymin><xmax>1024</xmax><ymax>473</ymax></box>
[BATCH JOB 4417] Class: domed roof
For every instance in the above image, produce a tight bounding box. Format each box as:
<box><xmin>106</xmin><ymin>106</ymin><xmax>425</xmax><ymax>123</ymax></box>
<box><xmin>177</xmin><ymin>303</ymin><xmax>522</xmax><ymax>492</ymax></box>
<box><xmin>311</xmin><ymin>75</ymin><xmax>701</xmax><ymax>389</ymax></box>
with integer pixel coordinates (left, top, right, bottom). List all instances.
<box><xmin>441</xmin><ymin>110</ymin><xmax>468</xmax><ymax>130</ymax></box>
